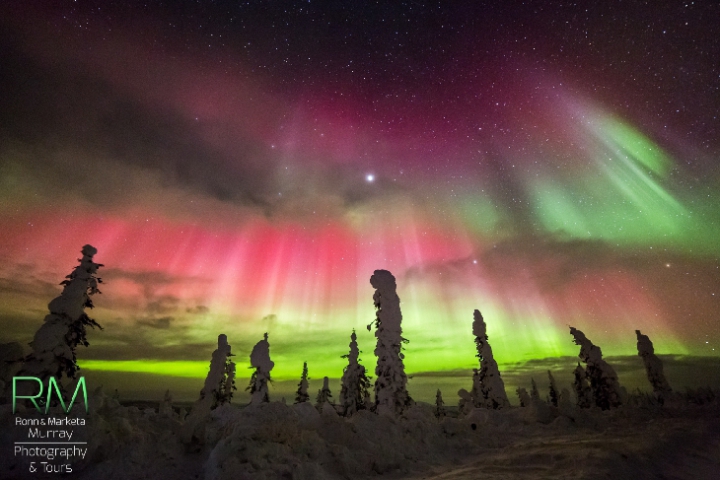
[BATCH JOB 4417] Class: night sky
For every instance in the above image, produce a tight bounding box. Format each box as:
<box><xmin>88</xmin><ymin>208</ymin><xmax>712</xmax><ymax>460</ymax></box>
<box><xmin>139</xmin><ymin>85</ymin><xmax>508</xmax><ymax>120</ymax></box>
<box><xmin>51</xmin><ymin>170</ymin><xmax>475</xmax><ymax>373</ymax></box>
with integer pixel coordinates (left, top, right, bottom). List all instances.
<box><xmin>1</xmin><ymin>1</ymin><xmax>719</xmax><ymax>400</ymax></box>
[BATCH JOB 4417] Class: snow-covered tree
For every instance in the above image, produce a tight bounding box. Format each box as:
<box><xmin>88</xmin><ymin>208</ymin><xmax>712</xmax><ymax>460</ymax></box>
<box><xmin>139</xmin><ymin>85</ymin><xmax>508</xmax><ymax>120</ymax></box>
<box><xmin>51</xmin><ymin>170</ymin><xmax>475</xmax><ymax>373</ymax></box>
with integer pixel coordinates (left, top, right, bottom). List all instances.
<box><xmin>570</xmin><ymin>327</ymin><xmax>622</xmax><ymax>409</ymax></box>
<box><xmin>636</xmin><ymin>330</ymin><xmax>672</xmax><ymax>401</ymax></box>
<box><xmin>572</xmin><ymin>362</ymin><xmax>592</xmax><ymax>408</ymax></box>
<box><xmin>516</xmin><ymin>387</ymin><xmax>531</xmax><ymax>407</ymax></box>
<box><xmin>16</xmin><ymin>245</ymin><xmax>104</xmax><ymax>396</ymax></box>
<box><xmin>470</xmin><ymin>368</ymin><xmax>482</xmax><ymax>408</ymax></box>
<box><xmin>295</xmin><ymin>362</ymin><xmax>310</xmax><ymax>404</ymax></box>
<box><xmin>471</xmin><ymin>309</ymin><xmax>510</xmax><ymax>409</ymax></box>
<box><xmin>183</xmin><ymin>334</ymin><xmax>235</xmax><ymax>443</ymax></box>
<box><xmin>530</xmin><ymin>378</ymin><xmax>541</xmax><ymax>403</ymax></box>
<box><xmin>159</xmin><ymin>389</ymin><xmax>174</xmax><ymax>416</ymax></box>
<box><xmin>247</xmin><ymin>332</ymin><xmax>274</xmax><ymax>404</ymax></box>
<box><xmin>547</xmin><ymin>370</ymin><xmax>558</xmax><ymax>407</ymax></box>
<box><xmin>218</xmin><ymin>349</ymin><xmax>236</xmax><ymax>406</ymax></box>
<box><xmin>368</xmin><ymin>269</ymin><xmax>411</xmax><ymax>415</ymax></box>
<box><xmin>558</xmin><ymin>387</ymin><xmax>573</xmax><ymax>414</ymax></box>
<box><xmin>316</xmin><ymin>376</ymin><xmax>333</xmax><ymax>408</ymax></box>
<box><xmin>434</xmin><ymin>389</ymin><xmax>446</xmax><ymax>418</ymax></box>
<box><xmin>339</xmin><ymin>330</ymin><xmax>372</xmax><ymax>416</ymax></box>
<box><xmin>457</xmin><ymin>388</ymin><xmax>473</xmax><ymax>415</ymax></box>
<box><xmin>199</xmin><ymin>334</ymin><xmax>236</xmax><ymax>409</ymax></box>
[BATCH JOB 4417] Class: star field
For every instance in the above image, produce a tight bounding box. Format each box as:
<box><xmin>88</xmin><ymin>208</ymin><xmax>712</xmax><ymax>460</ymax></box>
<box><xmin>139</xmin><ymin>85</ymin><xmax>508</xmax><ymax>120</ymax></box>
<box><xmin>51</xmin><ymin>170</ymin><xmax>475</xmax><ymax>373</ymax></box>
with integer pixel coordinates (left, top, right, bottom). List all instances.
<box><xmin>0</xmin><ymin>1</ymin><xmax>718</xmax><ymax>389</ymax></box>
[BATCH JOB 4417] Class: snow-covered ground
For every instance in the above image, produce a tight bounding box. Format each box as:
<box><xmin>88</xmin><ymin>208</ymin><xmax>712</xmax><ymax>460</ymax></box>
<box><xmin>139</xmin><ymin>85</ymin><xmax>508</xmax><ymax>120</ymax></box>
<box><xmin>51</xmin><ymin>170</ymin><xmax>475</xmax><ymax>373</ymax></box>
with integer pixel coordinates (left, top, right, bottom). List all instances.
<box><xmin>3</xmin><ymin>389</ymin><xmax>718</xmax><ymax>480</ymax></box>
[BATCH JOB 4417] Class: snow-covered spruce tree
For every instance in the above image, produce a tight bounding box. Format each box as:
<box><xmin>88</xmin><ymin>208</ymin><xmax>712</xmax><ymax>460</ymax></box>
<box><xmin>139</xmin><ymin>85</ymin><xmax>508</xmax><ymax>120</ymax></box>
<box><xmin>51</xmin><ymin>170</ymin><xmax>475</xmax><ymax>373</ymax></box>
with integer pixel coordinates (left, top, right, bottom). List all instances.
<box><xmin>636</xmin><ymin>330</ymin><xmax>672</xmax><ymax>401</ymax></box>
<box><xmin>200</xmin><ymin>334</ymin><xmax>236</xmax><ymax>409</ymax></box>
<box><xmin>547</xmin><ymin>370</ymin><xmax>559</xmax><ymax>407</ymax></box>
<box><xmin>339</xmin><ymin>330</ymin><xmax>372</xmax><ymax>416</ymax></box>
<box><xmin>472</xmin><ymin>309</ymin><xmax>510</xmax><ymax>409</ymax></box>
<box><xmin>530</xmin><ymin>378</ymin><xmax>541</xmax><ymax>403</ymax></box>
<box><xmin>368</xmin><ymin>269</ymin><xmax>411</xmax><ymax>415</ymax></box>
<box><xmin>572</xmin><ymin>362</ymin><xmax>592</xmax><ymax>408</ymax></box>
<box><xmin>159</xmin><ymin>389</ymin><xmax>174</xmax><ymax>416</ymax></box>
<box><xmin>570</xmin><ymin>327</ymin><xmax>622</xmax><ymax>409</ymax></box>
<box><xmin>558</xmin><ymin>388</ymin><xmax>573</xmax><ymax>414</ymax></box>
<box><xmin>18</xmin><ymin>245</ymin><xmax>104</xmax><ymax>388</ymax></box>
<box><xmin>247</xmin><ymin>332</ymin><xmax>274</xmax><ymax>404</ymax></box>
<box><xmin>434</xmin><ymin>389</ymin><xmax>446</xmax><ymax>418</ymax></box>
<box><xmin>316</xmin><ymin>376</ymin><xmax>333</xmax><ymax>408</ymax></box>
<box><xmin>457</xmin><ymin>388</ymin><xmax>473</xmax><ymax>415</ymax></box>
<box><xmin>516</xmin><ymin>387</ymin><xmax>531</xmax><ymax>407</ymax></box>
<box><xmin>182</xmin><ymin>334</ymin><xmax>235</xmax><ymax>443</ymax></box>
<box><xmin>219</xmin><ymin>350</ymin><xmax>236</xmax><ymax>406</ymax></box>
<box><xmin>295</xmin><ymin>362</ymin><xmax>310</xmax><ymax>404</ymax></box>
<box><xmin>470</xmin><ymin>368</ymin><xmax>482</xmax><ymax>408</ymax></box>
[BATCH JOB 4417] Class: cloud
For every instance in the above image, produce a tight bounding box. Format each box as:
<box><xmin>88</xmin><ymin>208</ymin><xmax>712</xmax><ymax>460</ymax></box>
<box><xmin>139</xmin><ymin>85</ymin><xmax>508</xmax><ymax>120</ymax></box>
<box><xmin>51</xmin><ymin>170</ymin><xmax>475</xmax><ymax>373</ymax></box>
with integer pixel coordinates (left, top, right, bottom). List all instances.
<box><xmin>417</xmin><ymin>355</ymin><xmax>720</xmax><ymax>392</ymax></box>
<box><xmin>186</xmin><ymin>305</ymin><xmax>209</xmax><ymax>315</ymax></box>
<box><xmin>82</xmin><ymin>342</ymin><xmax>218</xmax><ymax>362</ymax></box>
<box><xmin>0</xmin><ymin>30</ymin><xmax>277</xmax><ymax>209</ymax></box>
<box><xmin>0</xmin><ymin>29</ymin><xmax>415</xmax><ymax>222</ymax></box>
<box><xmin>146</xmin><ymin>297</ymin><xmax>180</xmax><ymax>315</ymax></box>
<box><xmin>101</xmin><ymin>268</ymin><xmax>187</xmax><ymax>287</ymax></box>
<box><xmin>0</xmin><ymin>273</ymin><xmax>63</xmax><ymax>302</ymax></box>
<box><xmin>136</xmin><ymin>316</ymin><xmax>175</xmax><ymax>330</ymax></box>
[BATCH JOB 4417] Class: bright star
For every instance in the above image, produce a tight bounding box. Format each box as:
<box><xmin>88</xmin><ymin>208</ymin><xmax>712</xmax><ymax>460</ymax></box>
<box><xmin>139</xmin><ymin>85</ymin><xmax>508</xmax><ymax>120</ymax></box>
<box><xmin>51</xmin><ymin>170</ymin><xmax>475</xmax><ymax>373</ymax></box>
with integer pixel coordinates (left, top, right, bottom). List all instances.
<box><xmin>366</xmin><ymin>174</ymin><xmax>375</xmax><ymax>183</ymax></box>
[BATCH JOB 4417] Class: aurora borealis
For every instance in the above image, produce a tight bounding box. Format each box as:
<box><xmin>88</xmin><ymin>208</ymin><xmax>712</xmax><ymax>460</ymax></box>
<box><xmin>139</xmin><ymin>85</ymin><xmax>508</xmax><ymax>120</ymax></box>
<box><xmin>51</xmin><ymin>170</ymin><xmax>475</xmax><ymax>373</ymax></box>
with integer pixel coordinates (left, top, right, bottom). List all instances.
<box><xmin>1</xmin><ymin>1</ymin><xmax>718</xmax><ymax>401</ymax></box>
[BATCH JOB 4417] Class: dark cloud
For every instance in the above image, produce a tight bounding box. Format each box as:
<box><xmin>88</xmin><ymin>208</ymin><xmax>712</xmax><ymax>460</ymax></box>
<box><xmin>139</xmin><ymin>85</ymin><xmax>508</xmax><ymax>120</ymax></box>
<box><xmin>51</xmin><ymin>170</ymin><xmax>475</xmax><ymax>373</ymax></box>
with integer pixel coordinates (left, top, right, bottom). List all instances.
<box><xmin>261</xmin><ymin>314</ymin><xmax>278</xmax><ymax>333</ymax></box>
<box><xmin>0</xmin><ymin>26</ymin><xmax>412</xmax><ymax>220</ymax></box>
<box><xmin>186</xmin><ymin>305</ymin><xmax>209</xmax><ymax>315</ymax></box>
<box><xmin>101</xmin><ymin>268</ymin><xmax>188</xmax><ymax>288</ymax></box>
<box><xmin>411</xmin><ymin>355</ymin><xmax>720</xmax><ymax>396</ymax></box>
<box><xmin>410</xmin><ymin>369</ymin><xmax>472</xmax><ymax>378</ymax></box>
<box><xmin>136</xmin><ymin>316</ymin><xmax>175</xmax><ymax>330</ymax></box>
<box><xmin>0</xmin><ymin>274</ymin><xmax>63</xmax><ymax>302</ymax></box>
<box><xmin>146</xmin><ymin>297</ymin><xmax>180</xmax><ymax>316</ymax></box>
<box><xmin>82</xmin><ymin>342</ymin><xmax>218</xmax><ymax>362</ymax></box>
<box><xmin>0</xmin><ymin>30</ymin><xmax>276</xmax><ymax>212</ymax></box>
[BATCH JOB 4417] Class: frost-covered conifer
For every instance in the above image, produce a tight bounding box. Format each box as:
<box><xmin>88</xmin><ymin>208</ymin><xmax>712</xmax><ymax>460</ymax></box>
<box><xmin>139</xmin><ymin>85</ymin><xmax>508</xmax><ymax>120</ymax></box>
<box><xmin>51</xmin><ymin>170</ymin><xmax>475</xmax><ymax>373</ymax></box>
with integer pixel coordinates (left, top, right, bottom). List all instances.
<box><xmin>434</xmin><ymin>389</ymin><xmax>446</xmax><ymax>418</ymax></box>
<box><xmin>547</xmin><ymin>370</ymin><xmax>558</xmax><ymax>407</ymax></box>
<box><xmin>558</xmin><ymin>387</ymin><xmax>573</xmax><ymax>414</ymax></box>
<box><xmin>199</xmin><ymin>334</ymin><xmax>235</xmax><ymax>409</ymax></box>
<box><xmin>472</xmin><ymin>309</ymin><xmax>510</xmax><ymax>409</ymax></box>
<box><xmin>570</xmin><ymin>326</ymin><xmax>622</xmax><ymax>409</ymax></box>
<box><xmin>295</xmin><ymin>362</ymin><xmax>310</xmax><ymax>404</ymax></box>
<box><xmin>159</xmin><ymin>389</ymin><xmax>174</xmax><ymax>416</ymax></box>
<box><xmin>636</xmin><ymin>330</ymin><xmax>672</xmax><ymax>401</ymax></box>
<box><xmin>363</xmin><ymin>389</ymin><xmax>371</xmax><ymax>409</ymax></box>
<box><xmin>183</xmin><ymin>334</ymin><xmax>235</xmax><ymax>443</ymax></box>
<box><xmin>316</xmin><ymin>376</ymin><xmax>333</xmax><ymax>408</ymax></box>
<box><xmin>530</xmin><ymin>378</ymin><xmax>541</xmax><ymax>402</ymax></box>
<box><xmin>470</xmin><ymin>368</ymin><xmax>482</xmax><ymax>408</ymax></box>
<box><xmin>248</xmin><ymin>333</ymin><xmax>274</xmax><ymax>404</ymax></box>
<box><xmin>19</xmin><ymin>245</ymin><xmax>104</xmax><ymax>385</ymax></box>
<box><xmin>516</xmin><ymin>387</ymin><xmax>531</xmax><ymax>407</ymax></box>
<box><xmin>339</xmin><ymin>330</ymin><xmax>371</xmax><ymax>416</ymax></box>
<box><xmin>572</xmin><ymin>363</ymin><xmax>592</xmax><ymax>408</ymax></box>
<box><xmin>218</xmin><ymin>350</ymin><xmax>236</xmax><ymax>406</ymax></box>
<box><xmin>457</xmin><ymin>388</ymin><xmax>473</xmax><ymax>415</ymax></box>
<box><xmin>369</xmin><ymin>270</ymin><xmax>411</xmax><ymax>415</ymax></box>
